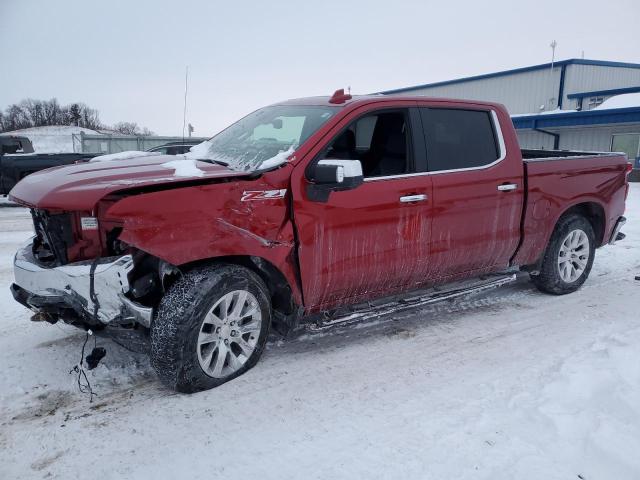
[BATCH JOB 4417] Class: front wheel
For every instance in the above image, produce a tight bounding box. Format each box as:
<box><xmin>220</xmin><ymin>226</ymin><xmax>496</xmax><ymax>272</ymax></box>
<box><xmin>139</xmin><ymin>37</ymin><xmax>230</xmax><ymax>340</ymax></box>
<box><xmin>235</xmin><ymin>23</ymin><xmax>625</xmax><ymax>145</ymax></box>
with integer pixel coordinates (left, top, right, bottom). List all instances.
<box><xmin>530</xmin><ymin>213</ymin><xmax>596</xmax><ymax>295</ymax></box>
<box><xmin>151</xmin><ymin>264</ymin><xmax>271</xmax><ymax>393</ymax></box>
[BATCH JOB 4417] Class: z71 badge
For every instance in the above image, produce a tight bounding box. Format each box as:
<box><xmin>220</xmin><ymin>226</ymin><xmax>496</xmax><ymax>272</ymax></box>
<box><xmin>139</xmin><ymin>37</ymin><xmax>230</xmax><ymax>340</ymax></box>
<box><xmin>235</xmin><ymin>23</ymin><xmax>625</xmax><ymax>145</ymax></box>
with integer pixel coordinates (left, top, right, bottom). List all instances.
<box><xmin>241</xmin><ymin>189</ymin><xmax>287</xmax><ymax>201</ymax></box>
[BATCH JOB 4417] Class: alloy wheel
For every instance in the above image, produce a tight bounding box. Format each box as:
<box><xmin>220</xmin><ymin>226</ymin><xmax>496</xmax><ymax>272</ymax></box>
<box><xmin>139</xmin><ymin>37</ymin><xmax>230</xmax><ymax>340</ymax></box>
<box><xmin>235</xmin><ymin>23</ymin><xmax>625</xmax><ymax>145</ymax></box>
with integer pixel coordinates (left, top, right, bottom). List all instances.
<box><xmin>197</xmin><ymin>290</ymin><xmax>262</xmax><ymax>378</ymax></box>
<box><xmin>557</xmin><ymin>229</ymin><xmax>590</xmax><ymax>283</ymax></box>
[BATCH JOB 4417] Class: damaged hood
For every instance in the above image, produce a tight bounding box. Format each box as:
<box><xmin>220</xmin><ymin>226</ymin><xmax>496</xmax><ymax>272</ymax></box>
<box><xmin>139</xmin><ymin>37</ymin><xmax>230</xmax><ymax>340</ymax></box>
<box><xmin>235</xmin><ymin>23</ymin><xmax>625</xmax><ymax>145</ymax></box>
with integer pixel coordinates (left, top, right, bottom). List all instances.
<box><xmin>9</xmin><ymin>155</ymin><xmax>249</xmax><ymax>211</ymax></box>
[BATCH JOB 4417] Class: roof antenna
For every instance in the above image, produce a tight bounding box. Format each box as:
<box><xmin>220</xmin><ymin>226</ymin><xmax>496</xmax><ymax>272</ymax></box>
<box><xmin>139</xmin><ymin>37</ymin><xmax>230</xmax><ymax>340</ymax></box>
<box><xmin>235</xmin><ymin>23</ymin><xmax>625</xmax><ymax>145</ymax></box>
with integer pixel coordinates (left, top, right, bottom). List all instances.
<box><xmin>182</xmin><ymin>66</ymin><xmax>189</xmax><ymax>145</ymax></box>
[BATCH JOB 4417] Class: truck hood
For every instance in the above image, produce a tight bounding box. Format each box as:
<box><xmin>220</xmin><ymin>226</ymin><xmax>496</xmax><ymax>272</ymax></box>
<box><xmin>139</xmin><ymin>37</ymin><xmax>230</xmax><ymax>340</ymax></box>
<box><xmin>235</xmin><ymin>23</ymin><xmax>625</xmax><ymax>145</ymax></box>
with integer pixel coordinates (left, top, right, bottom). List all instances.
<box><xmin>9</xmin><ymin>155</ymin><xmax>249</xmax><ymax>211</ymax></box>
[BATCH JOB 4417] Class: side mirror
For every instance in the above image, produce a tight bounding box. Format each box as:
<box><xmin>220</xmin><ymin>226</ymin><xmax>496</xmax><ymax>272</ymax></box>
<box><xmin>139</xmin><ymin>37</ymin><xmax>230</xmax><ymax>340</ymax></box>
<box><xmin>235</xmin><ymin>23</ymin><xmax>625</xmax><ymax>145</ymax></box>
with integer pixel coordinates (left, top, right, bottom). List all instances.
<box><xmin>307</xmin><ymin>159</ymin><xmax>364</xmax><ymax>202</ymax></box>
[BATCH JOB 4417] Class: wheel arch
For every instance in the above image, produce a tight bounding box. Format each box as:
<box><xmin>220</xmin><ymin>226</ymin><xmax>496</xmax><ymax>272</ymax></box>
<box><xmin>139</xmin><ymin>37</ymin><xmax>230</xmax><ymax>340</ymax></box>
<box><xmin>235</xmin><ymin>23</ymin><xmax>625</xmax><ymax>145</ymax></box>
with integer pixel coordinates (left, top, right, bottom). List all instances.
<box><xmin>178</xmin><ymin>255</ymin><xmax>302</xmax><ymax>335</ymax></box>
<box><xmin>559</xmin><ymin>201</ymin><xmax>606</xmax><ymax>247</ymax></box>
<box><xmin>520</xmin><ymin>200</ymin><xmax>606</xmax><ymax>273</ymax></box>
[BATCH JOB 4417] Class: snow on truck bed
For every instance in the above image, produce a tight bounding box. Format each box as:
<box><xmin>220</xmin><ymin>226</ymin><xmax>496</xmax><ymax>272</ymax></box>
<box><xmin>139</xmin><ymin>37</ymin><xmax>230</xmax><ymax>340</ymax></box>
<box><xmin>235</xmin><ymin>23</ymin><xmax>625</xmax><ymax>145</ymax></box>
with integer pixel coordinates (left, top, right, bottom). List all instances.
<box><xmin>1</xmin><ymin>186</ymin><xmax>639</xmax><ymax>479</ymax></box>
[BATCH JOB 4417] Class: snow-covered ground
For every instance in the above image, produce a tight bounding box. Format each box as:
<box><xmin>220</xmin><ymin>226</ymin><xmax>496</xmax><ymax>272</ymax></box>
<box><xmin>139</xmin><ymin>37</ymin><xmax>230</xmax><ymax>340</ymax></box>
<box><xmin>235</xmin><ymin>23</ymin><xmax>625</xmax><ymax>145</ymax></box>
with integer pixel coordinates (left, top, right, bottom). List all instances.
<box><xmin>1</xmin><ymin>186</ymin><xmax>639</xmax><ymax>480</ymax></box>
<box><xmin>0</xmin><ymin>125</ymin><xmax>101</xmax><ymax>153</ymax></box>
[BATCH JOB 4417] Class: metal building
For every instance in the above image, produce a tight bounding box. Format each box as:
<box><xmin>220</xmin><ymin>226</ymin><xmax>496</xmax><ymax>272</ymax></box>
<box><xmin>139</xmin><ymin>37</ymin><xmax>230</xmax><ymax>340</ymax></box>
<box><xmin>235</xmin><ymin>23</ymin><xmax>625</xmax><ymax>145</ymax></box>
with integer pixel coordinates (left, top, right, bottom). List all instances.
<box><xmin>73</xmin><ymin>132</ymin><xmax>207</xmax><ymax>154</ymax></box>
<box><xmin>380</xmin><ymin>59</ymin><xmax>640</xmax><ymax>171</ymax></box>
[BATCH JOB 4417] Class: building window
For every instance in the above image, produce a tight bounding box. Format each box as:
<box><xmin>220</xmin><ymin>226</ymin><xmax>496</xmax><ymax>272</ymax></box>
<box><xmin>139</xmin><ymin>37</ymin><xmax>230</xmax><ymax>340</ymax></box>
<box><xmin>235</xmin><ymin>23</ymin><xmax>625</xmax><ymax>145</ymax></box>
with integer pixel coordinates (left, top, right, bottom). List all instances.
<box><xmin>587</xmin><ymin>96</ymin><xmax>605</xmax><ymax>109</ymax></box>
<box><xmin>611</xmin><ymin>133</ymin><xmax>640</xmax><ymax>168</ymax></box>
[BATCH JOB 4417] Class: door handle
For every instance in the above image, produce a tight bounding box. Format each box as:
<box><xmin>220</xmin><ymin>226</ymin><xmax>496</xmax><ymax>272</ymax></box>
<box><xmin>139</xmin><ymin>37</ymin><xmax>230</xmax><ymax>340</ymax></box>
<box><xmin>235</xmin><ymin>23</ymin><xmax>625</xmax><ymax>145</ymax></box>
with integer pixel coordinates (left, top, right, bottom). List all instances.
<box><xmin>497</xmin><ymin>183</ymin><xmax>518</xmax><ymax>192</ymax></box>
<box><xmin>400</xmin><ymin>194</ymin><xmax>427</xmax><ymax>203</ymax></box>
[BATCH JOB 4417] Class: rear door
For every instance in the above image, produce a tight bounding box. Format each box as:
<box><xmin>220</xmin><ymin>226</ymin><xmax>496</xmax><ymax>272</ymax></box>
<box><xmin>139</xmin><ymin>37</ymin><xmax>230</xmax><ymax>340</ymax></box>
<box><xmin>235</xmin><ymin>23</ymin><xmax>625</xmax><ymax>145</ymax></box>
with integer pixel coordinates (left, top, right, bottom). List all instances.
<box><xmin>291</xmin><ymin>104</ymin><xmax>434</xmax><ymax>310</ymax></box>
<box><xmin>418</xmin><ymin>104</ymin><xmax>523</xmax><ymax>279</ymax></box>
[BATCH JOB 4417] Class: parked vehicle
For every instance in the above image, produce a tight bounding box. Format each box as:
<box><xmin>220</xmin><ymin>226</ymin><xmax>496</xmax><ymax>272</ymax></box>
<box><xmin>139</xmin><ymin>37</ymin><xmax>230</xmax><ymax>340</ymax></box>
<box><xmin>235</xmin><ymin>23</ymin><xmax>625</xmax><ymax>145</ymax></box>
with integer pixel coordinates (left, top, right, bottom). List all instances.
<box><xmin>0</xmin><ymin>136</ymin><xmax>98</xmax><ymax>195</ymax></box>
<box><xmin>8</xmin><ymin>90</ymin><xmax>631</xmax><ymax>392</ymax></box>
<box><xmin>1</xmin><ymin>135</ymin><xmax>34</xmax><ymax>154</ymax></box>
<box><xmin>146</xmin><ymin>140</ymin><xmax>201</xmax><ymax>155</ymax></box>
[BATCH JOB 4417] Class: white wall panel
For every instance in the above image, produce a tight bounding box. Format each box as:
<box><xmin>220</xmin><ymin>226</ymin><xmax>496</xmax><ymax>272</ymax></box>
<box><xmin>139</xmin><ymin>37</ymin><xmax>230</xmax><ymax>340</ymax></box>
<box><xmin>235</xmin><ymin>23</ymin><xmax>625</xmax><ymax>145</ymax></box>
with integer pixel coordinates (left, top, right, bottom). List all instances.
<box><xmin>390</xmin><ymin>68</ymin><xmax>562</xmax><ymax>115</ymax></box>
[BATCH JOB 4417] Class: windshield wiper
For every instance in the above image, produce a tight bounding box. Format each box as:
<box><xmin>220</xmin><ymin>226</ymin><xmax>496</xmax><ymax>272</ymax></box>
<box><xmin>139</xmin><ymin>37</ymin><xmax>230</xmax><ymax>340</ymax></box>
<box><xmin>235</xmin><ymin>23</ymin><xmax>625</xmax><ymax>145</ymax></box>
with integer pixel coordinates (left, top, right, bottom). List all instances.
<box><xmin>196</xmin><ymin>158</ymin><xmax>229</xmax><ymax>167</ymax></box>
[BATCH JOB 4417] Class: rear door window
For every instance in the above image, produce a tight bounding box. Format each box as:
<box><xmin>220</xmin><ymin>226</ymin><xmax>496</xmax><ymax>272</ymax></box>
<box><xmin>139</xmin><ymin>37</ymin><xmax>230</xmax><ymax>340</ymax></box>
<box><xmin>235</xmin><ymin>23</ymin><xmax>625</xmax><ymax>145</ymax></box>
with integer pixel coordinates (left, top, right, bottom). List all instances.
<box><xmin>420</xmin><ymin>108</ymin><xmax>499</xmax><ymax>172</ymax></box>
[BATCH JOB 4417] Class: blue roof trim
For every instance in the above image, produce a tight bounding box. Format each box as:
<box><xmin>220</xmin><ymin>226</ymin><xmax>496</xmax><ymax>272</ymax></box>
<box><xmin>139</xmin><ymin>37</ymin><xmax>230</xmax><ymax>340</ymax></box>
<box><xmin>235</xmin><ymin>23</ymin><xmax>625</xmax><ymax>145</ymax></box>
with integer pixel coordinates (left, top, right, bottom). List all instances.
<box><xmin>567</xmin><ymin>86</ymin><xmax>640</xmax><ymax>99</ymax></box>
<box><xmin>512</xmin><ymin>107</ymin><xmax>640</xmax><ymax>129</ymax></box>
<box><xmin>378</xmin><ymin>59</ymin><xmax>640</xmax><ymax>95</ymax></box>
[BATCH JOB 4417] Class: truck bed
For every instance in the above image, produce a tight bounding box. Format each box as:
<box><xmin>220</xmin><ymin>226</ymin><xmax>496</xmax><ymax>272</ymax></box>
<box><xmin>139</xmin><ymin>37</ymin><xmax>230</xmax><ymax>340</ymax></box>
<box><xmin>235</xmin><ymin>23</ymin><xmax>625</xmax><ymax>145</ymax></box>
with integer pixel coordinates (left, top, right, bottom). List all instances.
<box><xmin>512</xmin><ymin>151</ymin><xmax>629</xmax><ymax>267</ymax></box>
<box><xmin>521</xmin><ymin>148</ymin><xmax>618</xmax><ymax>160</ymax></box>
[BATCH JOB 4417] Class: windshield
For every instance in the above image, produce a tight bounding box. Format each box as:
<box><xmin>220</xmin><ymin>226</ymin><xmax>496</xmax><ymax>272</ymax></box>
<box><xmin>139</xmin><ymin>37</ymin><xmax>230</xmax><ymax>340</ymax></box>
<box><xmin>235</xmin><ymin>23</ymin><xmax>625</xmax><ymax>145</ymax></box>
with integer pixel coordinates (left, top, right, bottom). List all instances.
<box><xmin>185</xmin><ymin>105</ymin><xmax>337</xmax><ymax>171</ymax></box>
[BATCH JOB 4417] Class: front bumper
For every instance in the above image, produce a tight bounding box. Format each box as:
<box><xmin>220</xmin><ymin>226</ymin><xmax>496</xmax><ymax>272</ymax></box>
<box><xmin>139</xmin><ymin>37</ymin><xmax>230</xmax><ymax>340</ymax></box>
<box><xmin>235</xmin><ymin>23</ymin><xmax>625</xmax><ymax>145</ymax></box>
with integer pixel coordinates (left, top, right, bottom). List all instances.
<box><xmin>12</xmin><ymin>242</ymin><xmax>152</xmax><ymax>327</ymax></box>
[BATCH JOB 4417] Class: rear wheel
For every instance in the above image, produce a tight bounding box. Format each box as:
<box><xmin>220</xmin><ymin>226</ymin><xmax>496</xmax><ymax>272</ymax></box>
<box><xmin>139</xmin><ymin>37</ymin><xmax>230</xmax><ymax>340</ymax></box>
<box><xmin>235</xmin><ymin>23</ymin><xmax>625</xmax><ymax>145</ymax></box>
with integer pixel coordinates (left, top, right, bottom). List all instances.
<box><xmin>530</xmin><ymin>213</ymin><xmax>596</xmax><ymax>295</ymax></box>
<box><xmin>151</xmin><ymin>264</ymin><xmax>271</xmax><ymax>393</ymax></box>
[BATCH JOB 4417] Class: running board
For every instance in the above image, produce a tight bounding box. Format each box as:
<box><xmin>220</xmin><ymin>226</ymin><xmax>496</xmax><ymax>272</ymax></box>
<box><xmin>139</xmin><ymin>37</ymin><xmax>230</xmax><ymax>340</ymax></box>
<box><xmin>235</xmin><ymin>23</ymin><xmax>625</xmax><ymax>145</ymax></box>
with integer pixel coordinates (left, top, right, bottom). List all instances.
<box><xmin>306</xmin><ymin>273</ymin><xmax>517</xmax><ymax>332</ymax></box>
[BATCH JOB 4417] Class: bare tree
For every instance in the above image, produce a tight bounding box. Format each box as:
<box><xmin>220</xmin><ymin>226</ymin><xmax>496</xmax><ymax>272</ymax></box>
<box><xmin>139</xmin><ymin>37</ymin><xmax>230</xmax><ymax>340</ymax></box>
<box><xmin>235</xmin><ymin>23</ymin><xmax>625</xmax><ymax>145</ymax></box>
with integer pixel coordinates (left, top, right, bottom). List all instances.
<box><xmin>112</xmin><ymin>121</ymin><xmax>140</xmax><ymax>135</ymax></box>
<box><xmin>42</xmin><ymin>98</ymin><xmax>62</xmax><ymax>126</ymax></box>
<box><xmin>0</xmin><ymin>98</ymin><xmax>150</xmax><ymax>135</ymax></box>
<box><xmin>112</xmin><ymin>122</ymin><xmax>154</xmax><ymax>136</ymax></box>
<box><xmin>79</xmin><ymin>105</ymin><xmax>101</xmax><ymax>130</ymax></box>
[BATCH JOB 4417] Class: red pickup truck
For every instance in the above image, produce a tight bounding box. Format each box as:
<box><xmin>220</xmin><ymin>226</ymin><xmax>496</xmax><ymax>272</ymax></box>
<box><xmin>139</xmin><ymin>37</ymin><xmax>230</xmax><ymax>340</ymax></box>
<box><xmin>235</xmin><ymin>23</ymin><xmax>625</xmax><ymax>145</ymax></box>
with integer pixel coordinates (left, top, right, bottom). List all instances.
<box><xmin>9</xmin><ymin>90</ymin><xmax>631</xmax><ymax>392</ymax></box>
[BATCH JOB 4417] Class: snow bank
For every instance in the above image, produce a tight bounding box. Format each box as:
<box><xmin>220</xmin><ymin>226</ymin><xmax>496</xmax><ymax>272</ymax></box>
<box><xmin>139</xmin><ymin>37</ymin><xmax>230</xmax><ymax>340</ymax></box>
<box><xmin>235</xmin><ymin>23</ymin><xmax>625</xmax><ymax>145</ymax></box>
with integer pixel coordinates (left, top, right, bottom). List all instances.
<box><xmin>0</xmin><ymin>125</ymin><xmax>102</xmax><ymax>153</ymax></box>
<box><xmin>89</xmin><ymin>151</ymin><xmax>161</xmax><ymax>162</ymax></box>
<box><xmin>259</xmin><ymin>145</ymin><xmax>296</xmax><ymax>169</ymax></box>
<box><xmin>161</xmin><ymin>158</ymin><xmax>205</xmax><ymax>177</ymax></box>
<box><xmin>594</xmin><ymin>92</ymin><xmax>640</xmax><ymax>110</ymax></box>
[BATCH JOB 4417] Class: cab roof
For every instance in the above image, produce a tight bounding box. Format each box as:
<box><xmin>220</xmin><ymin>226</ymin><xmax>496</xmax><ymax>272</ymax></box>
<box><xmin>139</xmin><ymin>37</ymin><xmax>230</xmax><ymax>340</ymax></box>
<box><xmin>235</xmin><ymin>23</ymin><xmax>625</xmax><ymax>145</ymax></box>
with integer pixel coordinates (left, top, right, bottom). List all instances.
<box><xmin>275</xmin><ymin>94</ymin><xmax>506</xmax><ymax>111</ymax></box>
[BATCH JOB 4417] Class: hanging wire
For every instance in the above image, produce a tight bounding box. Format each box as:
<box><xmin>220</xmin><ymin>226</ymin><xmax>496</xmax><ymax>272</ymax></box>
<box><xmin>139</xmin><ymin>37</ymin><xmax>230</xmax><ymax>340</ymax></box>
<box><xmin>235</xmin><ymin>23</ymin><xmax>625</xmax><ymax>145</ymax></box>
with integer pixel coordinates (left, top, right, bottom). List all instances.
<box><xmin>69</xmin><ymin>330</ymin><xmax>97</xmax><ymax>402</ymax></box>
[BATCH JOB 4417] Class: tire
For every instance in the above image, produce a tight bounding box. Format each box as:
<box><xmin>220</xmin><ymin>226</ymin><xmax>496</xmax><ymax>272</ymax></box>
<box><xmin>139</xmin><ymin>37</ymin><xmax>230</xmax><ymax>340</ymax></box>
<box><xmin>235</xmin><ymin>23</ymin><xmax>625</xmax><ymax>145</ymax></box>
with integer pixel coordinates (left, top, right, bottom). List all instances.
<box><xmin>151</xmin><ymin>264</ymin><xmax>271</xmax><ymax>393</ymax></box>
<box><xmin>530</xmin><ymin>213</ymin><xmax>596</xmax><ymax>295</ymax></box>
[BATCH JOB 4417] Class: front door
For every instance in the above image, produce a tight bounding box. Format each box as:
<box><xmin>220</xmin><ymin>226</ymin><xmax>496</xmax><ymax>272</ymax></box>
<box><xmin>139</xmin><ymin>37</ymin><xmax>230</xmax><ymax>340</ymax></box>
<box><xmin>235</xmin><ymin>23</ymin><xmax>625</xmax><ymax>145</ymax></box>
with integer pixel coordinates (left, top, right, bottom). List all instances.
<box><xmin>292</xmin><ymin>107</ymin><xmax>433</xmax><ymax>310</ymax></box>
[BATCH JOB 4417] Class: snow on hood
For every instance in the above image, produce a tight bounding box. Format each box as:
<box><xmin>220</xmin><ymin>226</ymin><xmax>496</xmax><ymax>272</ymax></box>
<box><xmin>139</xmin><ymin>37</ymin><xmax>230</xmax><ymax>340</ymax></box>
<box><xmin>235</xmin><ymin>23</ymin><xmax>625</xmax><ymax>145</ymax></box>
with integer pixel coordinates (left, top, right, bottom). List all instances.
<box><xmin>90</xmin><ymin>151</ymin><xmax>162</xmax><ymax>162</ymax></box>
<box><xmin>161</xmin><ymin>158</ymin><xmax>205</xmax><ymax>177</ymax></box>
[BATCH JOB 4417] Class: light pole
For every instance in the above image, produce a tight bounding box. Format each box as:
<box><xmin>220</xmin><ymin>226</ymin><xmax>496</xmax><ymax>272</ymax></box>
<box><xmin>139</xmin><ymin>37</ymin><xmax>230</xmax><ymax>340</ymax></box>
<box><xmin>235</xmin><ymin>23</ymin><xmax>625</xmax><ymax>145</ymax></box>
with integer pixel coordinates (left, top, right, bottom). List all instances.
<box><xmin>548</xmin><ymin>40</ymin><xmax>558</xmax><ymax>110</ymax></box>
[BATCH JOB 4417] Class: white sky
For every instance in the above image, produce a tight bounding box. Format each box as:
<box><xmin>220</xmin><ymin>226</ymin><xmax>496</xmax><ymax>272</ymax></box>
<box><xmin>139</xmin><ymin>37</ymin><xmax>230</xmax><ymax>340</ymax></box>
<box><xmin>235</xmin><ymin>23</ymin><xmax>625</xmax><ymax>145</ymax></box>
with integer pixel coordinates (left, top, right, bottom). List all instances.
<box><xmin>1</xmin><ymin>0</ymin><xmax>638</xmax><ymax>136</ymax></box>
